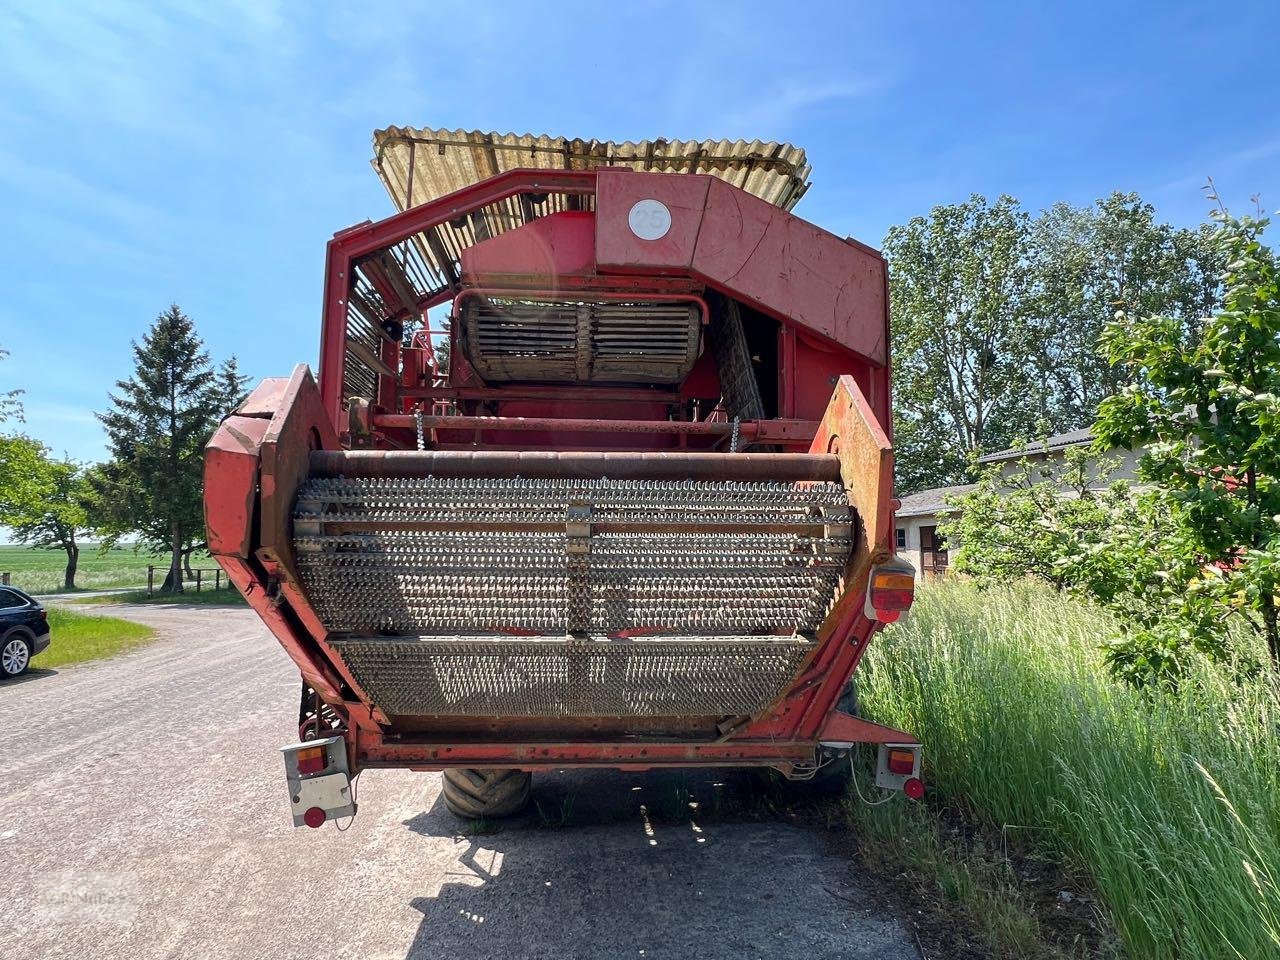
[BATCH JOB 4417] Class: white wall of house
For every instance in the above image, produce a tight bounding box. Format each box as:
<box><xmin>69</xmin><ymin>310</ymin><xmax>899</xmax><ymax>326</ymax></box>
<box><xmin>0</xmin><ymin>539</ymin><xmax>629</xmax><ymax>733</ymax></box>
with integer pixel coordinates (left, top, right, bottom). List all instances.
<box><xmin>894</xmin><ymin>513</ymin><xmax>948</xmax><ymax>580</ymax></box>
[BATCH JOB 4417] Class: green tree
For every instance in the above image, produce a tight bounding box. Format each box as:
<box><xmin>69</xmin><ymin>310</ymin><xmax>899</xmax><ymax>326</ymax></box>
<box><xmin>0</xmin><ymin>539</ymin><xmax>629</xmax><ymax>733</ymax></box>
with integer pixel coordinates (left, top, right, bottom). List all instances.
<box><xmin>0</xmin><ymin>347</ymin><xmax>22</xmax><ymax>423</ymax></box>
<box><xmin>943</xmin><ymin>446</ymin><xmax>1143</xmax><ymax>589</ymax></box>
<box><xmin>214</xmin><ymin>356</ymin><xmax>251</xmax><ymax>417</ymax></box>
<box><xmin>885</xmin><ymin>195</ymin><xmax>1043</xmax><ymax>493</ymax></box>
<box><xmin>1096</xmin><ymin>198</ymin><xmax>1280</xmax><ymax>673</ymax></box>
<box><xmin>96</xmin><ymin>305</ymin><xmax>221</xmax><ymax>592</ymax></box>
<box><xmin>1032</xmin><ymin>192</ymin><xmax>1222</xmax><ymax>427</ymax></box>
<box><xmin>0</xmin><ymin>437</ymin><xmax>94</xmax><ymax>589</ymax></box>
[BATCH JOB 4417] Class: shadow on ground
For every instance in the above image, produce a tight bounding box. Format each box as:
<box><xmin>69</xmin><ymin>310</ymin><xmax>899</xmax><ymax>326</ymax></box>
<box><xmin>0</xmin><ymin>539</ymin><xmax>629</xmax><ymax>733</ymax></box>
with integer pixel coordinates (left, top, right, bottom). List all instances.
<box><xmin>2</xmin><ymin>667</ymin><xmax>59</xmax><ymax>687</ymax></box>
<box><xmin>399</xmin><ymin>768</ymin><xmax>917</xmax><ymax>960</ymax></box>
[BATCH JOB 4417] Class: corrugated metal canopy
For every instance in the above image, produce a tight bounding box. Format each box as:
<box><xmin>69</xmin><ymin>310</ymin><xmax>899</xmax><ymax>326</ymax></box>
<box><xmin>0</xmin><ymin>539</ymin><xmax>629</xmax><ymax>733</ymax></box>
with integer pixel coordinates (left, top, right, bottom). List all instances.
<box><xmin>371</xmin><ymin>127</ymin><xmax>811</xmax><ymax>213</ymax></box>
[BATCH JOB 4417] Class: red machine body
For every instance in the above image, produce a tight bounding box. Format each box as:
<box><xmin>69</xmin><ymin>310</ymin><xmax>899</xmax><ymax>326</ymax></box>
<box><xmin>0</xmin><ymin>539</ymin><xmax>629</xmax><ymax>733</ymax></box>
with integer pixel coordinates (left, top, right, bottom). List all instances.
<box><xmin>205</xmin><ymin>160</ymin><xmax>916</xmax><ymax>797</ymax></box>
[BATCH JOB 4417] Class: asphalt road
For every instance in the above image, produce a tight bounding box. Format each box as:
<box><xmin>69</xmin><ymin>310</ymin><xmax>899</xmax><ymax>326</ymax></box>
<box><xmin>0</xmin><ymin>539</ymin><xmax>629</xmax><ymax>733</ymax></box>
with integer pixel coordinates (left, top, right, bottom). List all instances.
<box><xmin>0</xmin><ymin>604</ymin><xmax>920</xmax><ymax>960</ymax></box>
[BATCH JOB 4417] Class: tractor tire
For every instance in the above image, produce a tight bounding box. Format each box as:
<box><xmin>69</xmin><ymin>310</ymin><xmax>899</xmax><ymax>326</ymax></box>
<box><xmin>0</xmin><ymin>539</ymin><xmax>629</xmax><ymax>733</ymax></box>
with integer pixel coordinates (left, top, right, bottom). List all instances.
<box><xmin>441</xmin><ymin>767</ymin><xmax>531</xmax><ymax>820</ymax></box>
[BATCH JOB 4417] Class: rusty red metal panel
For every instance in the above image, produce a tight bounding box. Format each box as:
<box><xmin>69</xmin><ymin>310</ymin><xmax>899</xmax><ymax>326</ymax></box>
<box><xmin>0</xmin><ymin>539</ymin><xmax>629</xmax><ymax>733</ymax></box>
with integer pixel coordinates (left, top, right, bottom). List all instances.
<box><xmin>460</xmin><ymin>210</ymin><xmax>597</xmax><ymax>283</ymax></box>
<box><xmin>594</xmin><ymin>168</ymin><xmax>710</xmax><ymax>274</ymax></box>
<box><xmin>204</xmin><ymin>415</ymin><xmax>270</xmax><ymax>558</ymax></box>
<box><xmin>236</xmin><ymin>377</ymin><xmax>293</xmax><ymax>418</ymax></box>
<box><xmin>693</xmin><ymin>177</ymin><xmax>888</xmax><ymax>367</ymax></box>
<box><xmin>256</xmin><ymin>365</ymin><xmax>340</xmax><ymax>580</ymax></box>
<box><xmin>820</xmin><ymin>710</ymin><xmax>919</xmax><ymax>746</ymax></box>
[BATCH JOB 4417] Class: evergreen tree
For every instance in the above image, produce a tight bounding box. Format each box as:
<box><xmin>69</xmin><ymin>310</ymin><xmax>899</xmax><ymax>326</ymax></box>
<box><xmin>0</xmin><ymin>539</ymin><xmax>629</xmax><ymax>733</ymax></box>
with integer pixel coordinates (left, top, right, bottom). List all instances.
<box><xmin>96</xmin><ymin>305</ymin><xmax>220</xmax><ymax>592</ymax></box>
<box><xmin>214</xmin><ymin>356</ymin><xmax>251</xmax><ymax>418</ymax></box>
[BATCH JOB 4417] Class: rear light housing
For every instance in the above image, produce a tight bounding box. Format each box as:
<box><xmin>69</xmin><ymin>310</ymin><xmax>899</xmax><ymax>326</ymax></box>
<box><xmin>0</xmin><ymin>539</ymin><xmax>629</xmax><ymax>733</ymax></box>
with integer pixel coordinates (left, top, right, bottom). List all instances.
<box><xmin>865</xmin><ymin>557</ymin><xmax>916</xmax><ymax>623</ymax></box>
<box><xmin>282</xmin><ymin>736</ymin><xmax>356</xmax><ymax>828</ymax></box>
<box><xmin>876</xmin><ymin>741</ymin><xmax>923</xmax><ymax>798</ymax></box>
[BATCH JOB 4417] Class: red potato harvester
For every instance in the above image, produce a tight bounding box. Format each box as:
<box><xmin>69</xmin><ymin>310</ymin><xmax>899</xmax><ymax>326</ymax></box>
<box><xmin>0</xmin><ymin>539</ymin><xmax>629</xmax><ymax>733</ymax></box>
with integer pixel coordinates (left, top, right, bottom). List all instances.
<box><xmin>204</xmin><ymin>130</ymin><xmax>922</xmax><ymax>827</ymax></box>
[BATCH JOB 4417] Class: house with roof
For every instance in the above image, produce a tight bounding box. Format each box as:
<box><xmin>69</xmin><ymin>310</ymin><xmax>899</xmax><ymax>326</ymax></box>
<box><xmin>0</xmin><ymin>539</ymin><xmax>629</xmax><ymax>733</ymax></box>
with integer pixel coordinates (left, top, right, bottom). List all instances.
<box><xmin>894</xmin><ymin>427</ymin><xmax>1143</xmax><ymax>578</ymax></box>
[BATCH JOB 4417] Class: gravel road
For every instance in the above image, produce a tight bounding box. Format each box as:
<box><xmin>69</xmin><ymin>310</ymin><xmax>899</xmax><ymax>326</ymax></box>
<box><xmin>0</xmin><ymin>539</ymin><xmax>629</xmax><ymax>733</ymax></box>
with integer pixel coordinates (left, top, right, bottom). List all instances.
<box><xmin>0</xmin><ymin>604</ymin><xmax>919</xmax><ymax>960</ymax></box>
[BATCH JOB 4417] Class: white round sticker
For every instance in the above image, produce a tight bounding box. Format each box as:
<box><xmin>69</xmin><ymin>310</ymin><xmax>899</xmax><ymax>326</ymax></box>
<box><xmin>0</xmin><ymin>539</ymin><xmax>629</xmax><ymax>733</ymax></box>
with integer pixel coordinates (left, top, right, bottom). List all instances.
<box><xmin>627</xmin><ymin>199</ymin><xmax>672</xmax><ymax>241</ymax></box>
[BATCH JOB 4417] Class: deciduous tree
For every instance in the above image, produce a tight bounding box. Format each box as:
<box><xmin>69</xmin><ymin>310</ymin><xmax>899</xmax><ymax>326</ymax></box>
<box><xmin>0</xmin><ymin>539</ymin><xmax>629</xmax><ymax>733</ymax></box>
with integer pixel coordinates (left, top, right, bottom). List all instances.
<box><xmin>1096</xmin><ymin>198</ymin><xmax>1280</xmax><ymax>674</ymax></box>
<box><xmin>1032</xmin><ymin>192</ymin><xmax>1222</xmax><ymax>427</ymax></box>
<box><xmin>0</xmin><ymin>437</ymin><xmax>94</xmax><ymax>590</ymax></box>
<box><xmin>0</xmin><ymin>347</ymin><xmax>22</xmax><ymax>423</ymax></box>
<box><xmin>885</xmin><ymin>195</ymin><xmax>1042</xmax><ymax>493</ymax></box>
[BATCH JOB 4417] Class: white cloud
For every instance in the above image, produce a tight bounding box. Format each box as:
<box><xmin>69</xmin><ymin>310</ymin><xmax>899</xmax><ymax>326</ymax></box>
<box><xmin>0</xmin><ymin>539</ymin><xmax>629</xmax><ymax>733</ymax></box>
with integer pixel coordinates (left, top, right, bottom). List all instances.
<box><xmin>717</xmin><ymin>77</ymin><xmax>888</xmax><ymax>134</ymax></box>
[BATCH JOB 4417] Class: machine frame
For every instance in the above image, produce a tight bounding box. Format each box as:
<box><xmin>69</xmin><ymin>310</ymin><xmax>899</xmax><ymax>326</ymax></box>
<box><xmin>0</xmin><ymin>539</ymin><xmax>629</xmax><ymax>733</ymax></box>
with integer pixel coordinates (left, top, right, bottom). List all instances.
<box><xmin>205</xmin><ymin>165</ymin><xmax>918</xmax><ymax>790</ymax></box>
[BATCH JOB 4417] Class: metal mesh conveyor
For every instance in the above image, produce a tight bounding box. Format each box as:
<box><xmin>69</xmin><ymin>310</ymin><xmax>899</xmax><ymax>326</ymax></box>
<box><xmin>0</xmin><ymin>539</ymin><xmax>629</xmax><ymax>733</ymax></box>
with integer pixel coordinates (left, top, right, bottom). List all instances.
<box><xmin>328</xmin><ymin>636</ymin><xmax>817</xmax><ymax>718</ymax></box>
<box><xmin>293</xmin><ymin>471</ymin><xmax>854</xmax><ymax>718</ymax></box>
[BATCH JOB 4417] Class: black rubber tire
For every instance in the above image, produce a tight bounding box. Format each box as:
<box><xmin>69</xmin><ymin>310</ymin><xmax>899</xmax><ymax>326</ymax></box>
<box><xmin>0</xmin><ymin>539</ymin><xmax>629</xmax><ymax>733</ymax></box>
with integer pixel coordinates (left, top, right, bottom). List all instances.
<box><xmin>1</xmin><ymin>633</ymin><xmax>32</xmax><ymax>679</ymax></box>
<box><xmin>441</xmin><ymin>767</ymin><xmax>532</xmax><ymax>819</ymax></box>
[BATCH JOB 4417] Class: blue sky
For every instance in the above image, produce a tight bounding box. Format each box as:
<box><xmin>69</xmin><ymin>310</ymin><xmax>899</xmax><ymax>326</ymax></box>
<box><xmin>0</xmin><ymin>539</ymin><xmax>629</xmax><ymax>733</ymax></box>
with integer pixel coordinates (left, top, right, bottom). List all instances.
<box><xmin>1</xmin><ymin>0</ymin><xmax>1277</xmax><ymax>465</ymax></box>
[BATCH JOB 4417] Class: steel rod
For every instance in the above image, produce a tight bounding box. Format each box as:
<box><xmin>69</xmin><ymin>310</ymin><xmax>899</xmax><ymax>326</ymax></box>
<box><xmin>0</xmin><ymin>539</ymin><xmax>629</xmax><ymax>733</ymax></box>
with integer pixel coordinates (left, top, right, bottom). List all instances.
<box><xmin>370</xmin><ymin>412</ymin><xmax>818</xmax><ymax>439</ymax></box>
<box><xmin>310</xmin><ymin>450</ymin><xmax>843</xmax><ymax>482</ymax></box>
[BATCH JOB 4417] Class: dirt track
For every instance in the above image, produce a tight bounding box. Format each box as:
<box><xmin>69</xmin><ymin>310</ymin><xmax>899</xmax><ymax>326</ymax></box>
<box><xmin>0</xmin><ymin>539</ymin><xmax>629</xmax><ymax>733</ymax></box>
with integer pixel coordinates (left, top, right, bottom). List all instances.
<box><xmin>0</xmin><ymin>604</ymin><xmax>919</xmax><ymax>960</ymax></box>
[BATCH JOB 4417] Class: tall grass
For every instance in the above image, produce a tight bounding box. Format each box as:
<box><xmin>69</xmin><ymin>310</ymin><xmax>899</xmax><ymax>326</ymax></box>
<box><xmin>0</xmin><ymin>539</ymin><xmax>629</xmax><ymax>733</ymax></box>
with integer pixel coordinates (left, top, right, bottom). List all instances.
<box><xmin>859</xmin><ymin>581</ymin><xmax>1280</xmax><ymax>960</ymax></box>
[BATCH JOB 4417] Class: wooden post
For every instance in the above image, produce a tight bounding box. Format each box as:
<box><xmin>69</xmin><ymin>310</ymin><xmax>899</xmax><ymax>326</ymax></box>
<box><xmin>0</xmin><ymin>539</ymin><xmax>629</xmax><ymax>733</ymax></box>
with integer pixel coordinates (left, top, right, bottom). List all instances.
<box><xmin>196</xmin><ymin>568</ymin><xmax>203</xmax><ymax>593</ymax></box>
<box><xmin>1</xmin><ymin>572</ymin><xmax>9</xmax><ymax>586</ymax></box>
<box><xmin>147</xmin><ymin>565</ymin><xmax>154</xmax><ymax>597</ymax></box>
<box><xmin>215</xmin><ymin>568</ymin><xmax>222</xmax><ymax>590</ymax></box>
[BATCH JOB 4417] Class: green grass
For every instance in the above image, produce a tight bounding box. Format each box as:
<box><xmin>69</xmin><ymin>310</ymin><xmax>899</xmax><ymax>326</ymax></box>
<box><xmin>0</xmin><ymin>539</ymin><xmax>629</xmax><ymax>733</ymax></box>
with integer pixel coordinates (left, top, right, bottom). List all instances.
<box><xmin>846</xmin><ymin>797</ymin><xmax>1104</xmax><ymax>959</ymax></box>
<box><xmin>857</xmin><ymin>581</ymin><xmax>1280</xmax><ymax>960</ymax></box>
<box><xmin>70</xmin><ymin>586</ymin><xmax>245</xmax><ymax>607</ymax></box>
<box><xmin>0</xmin><ymin>544</ymin><xmax>221</xmax><ymax>595</ymax></box>
<box><xmin>33</xmin><ymin>606</ymin><xmax>156</xmax><ymax>668</ymax></box>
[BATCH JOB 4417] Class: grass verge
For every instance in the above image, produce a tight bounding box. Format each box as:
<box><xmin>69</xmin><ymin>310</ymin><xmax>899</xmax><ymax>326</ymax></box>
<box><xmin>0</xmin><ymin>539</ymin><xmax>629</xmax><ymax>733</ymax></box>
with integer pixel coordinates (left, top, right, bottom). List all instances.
<box><xmin>843</xmin><ymin>786</ymin><xmax>1118</xmax><ymax>959</ymax></box>
<box><xmin>33</xmin><ymin>606</ymin><xmax>156</xmax><ymax>668</ymax></box>
<box><xmin>71</xmin><ymin>588</ymin><xmax>245</xmax><ymax>606</ymax></box>
<box><xmin>858</xmin><ymin>581</ymin><xmax>1280</xmax><ymax>960</ymax></box>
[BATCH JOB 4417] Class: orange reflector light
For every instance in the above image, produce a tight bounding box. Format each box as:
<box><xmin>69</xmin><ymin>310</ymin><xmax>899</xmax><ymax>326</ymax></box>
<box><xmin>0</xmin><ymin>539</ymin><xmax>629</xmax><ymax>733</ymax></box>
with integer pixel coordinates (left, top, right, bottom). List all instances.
<box><xmin>866</xmin><ymin>562</ymin><xmax>917</xmax><ymax>623</ymax></box>
<box><xmin>887</xmin><ymin>748</ymin><xmax>916</xmax><ymax>776</ymax></box>
<box><xmin>296</xmin><ymin>746</ymin><xmax>326</xmax><ymax>776</ymax></box>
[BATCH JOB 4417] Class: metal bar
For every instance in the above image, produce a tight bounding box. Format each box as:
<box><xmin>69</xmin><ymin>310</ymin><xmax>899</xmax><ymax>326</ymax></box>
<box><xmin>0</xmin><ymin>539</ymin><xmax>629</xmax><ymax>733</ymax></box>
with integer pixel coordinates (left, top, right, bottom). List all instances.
<box><xmin>354</xmin><ymin>738</ymin><xmax>814</xmax><ymax>770</ymax></box>
<box><xmin>347</xmin><ymin>339</ymin><xmax>395</xmax><ymax>378</ymax></box>
<box><xmin>370</xmin><ymin>412</ymin><xmax>819</xmax><ymax>441</ymax></box>
<box><xmin>312</xmin><ymin>519</ymin><xmax>838</xmax><ymax>536</ymax></box>
<box><xmin>398</xmin><ymin>385</ymin><xmax>681</xmax><ymax>404</ymax></box>
<box><xmin>310</xmin><ymin>450</ymin><xmax>842</xmax><ymax>482</ymax></box>
<box><xmin>333</xmin><ymin>169</ymin><xmax>598</xmax><ymax>261</ymax></box>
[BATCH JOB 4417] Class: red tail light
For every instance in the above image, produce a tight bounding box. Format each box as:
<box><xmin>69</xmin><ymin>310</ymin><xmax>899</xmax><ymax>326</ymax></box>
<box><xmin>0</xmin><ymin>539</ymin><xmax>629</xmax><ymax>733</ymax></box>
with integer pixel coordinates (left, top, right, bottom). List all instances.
<box><xmin>296</xmin><ymin>745</ymin><xmax>327</xmax><ymax>776</ymax></box>
<box><xmin>887</xmin><ymin>748</ymin><xmax>916</xmax><ymax>776</ymax></box>
<box><xmin>865</xmin><ymin>559</ymin><xmax>917</xmax><ymax>623</ymax></box>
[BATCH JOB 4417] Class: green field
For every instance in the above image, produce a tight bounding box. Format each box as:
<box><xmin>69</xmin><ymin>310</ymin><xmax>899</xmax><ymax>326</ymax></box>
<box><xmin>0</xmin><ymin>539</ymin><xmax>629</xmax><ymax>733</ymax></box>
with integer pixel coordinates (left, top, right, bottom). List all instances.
<box><xmin>72</xmin><ymin>587</ymin><xmax>244</xmax><ymax>607</ymax></box>
<box><xmin>33</xmin><ymin>606</ymin><xmax>156</xmax><ymax>668</ymax></box>
<box><xmin>856</xmin><ymin>581</ymin><xmax>1280</xmax><ymax>960</ymax></box>
<box><xmin>0</xmin><ymin>544</ymin><xmax>214</xmax><ymax>595</ymax></box>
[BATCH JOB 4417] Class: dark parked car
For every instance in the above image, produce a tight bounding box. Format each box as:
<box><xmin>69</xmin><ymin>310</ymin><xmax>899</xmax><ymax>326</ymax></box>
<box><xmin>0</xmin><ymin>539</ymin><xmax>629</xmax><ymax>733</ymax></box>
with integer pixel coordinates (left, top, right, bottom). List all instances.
<box><xmin>1</xmin><ymin>586</ymin><xmax>50</xmax><ymax>678</ymax></box>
